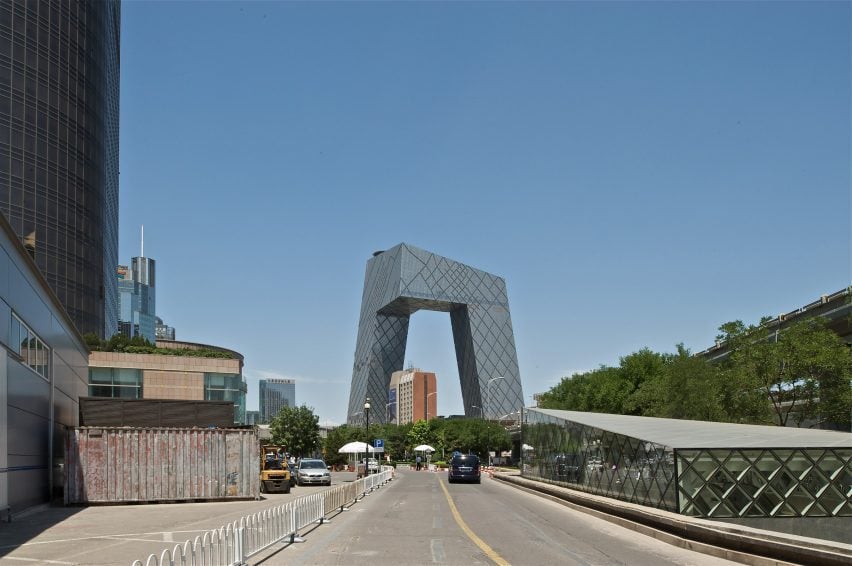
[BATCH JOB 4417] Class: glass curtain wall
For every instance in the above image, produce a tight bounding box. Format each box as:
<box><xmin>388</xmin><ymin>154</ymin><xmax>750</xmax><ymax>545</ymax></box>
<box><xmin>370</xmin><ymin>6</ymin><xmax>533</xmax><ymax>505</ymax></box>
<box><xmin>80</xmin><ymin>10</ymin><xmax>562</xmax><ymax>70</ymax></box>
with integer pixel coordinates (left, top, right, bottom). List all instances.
<box><xmin>523</xmin><ymin>410</ymin><xmax>852</xmax><ymax>518</ymax></box>
<box><xmin>88</xmin><ymin>368</ymin><xmax>142</xmax><ymax>398</ymax></box>
<box><xmin>205</xmin><ymin>373</ymin><xmax>247</xmax><ymax>424</ymax></box>
<box><xmin>523</xmin><ymin>410</ymin><xmax>677</xmax><ymax>511</ymax></box>
<box><xmin>677</xmin><ymin>448</ymin><xmax>852</xmax><ymax>518</ymax></box>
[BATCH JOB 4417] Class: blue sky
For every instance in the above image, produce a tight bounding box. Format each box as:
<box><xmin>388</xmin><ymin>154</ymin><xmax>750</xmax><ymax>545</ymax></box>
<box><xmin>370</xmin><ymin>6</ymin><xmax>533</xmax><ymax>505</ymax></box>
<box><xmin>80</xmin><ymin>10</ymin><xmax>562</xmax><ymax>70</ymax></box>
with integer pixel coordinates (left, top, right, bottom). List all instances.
<box><xmin>118</xmin><ymin>1</ymin><xmax>850</xmax><ymax>425</ymax></box>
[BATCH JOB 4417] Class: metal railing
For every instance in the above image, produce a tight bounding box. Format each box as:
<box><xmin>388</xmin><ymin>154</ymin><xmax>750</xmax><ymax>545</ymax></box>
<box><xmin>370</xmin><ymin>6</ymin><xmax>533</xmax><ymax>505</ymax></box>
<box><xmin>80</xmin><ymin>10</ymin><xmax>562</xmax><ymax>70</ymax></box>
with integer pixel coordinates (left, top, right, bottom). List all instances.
<box><xmin>131</xmin><ymin>467</ymin><xmax>395</xmax><ymax>566</ymax></box>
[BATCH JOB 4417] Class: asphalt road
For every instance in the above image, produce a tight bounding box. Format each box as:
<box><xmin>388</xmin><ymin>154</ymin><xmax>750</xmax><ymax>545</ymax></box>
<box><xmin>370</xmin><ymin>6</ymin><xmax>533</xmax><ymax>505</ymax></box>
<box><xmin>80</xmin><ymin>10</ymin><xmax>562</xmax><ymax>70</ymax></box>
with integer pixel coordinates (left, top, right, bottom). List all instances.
<box><xmin>0</xmin><ymin>469</ymin><xmax>738</xmax><ymax>566</ymax></box>
<box><xmin>256</xmin><ymin>468</ymin><xmax>737</xmax><ymax>566</ymax></box>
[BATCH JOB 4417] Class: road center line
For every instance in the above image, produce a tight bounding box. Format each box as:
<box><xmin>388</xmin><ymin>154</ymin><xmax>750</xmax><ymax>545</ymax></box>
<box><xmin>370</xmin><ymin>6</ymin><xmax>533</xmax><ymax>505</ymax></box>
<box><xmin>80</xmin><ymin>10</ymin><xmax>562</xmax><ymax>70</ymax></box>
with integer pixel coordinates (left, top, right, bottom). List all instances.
<box><xmin>437</xmin><ymin>477</ymin><xmax>509</xmax><ymax>566</ymax></box>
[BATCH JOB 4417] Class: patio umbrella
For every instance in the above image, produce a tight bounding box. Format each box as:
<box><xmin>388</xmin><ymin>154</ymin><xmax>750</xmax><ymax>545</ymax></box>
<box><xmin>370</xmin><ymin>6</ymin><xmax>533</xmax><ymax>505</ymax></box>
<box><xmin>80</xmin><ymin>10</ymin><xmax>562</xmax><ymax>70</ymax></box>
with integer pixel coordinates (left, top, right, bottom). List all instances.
<box><xmin>413</xmin><ymin>444</ymin><xmax>435</xmax><ymax>452</ymax></box>
<box><xmin>522</xmin><ymin>444</ymin><xmax>534</xmax><ymax>451</ymax></box>
<box><xmin>338</xmin><ymin>441</ymin><xmax>376</xmax><ymax>454</ymax></box>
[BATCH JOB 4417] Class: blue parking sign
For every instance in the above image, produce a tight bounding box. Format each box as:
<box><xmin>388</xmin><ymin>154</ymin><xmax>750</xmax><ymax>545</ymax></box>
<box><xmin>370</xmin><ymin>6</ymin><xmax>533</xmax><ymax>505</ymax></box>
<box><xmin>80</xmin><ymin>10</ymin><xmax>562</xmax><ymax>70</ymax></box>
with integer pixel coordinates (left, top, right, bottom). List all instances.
<box><xmin>374</xmin><ymin>439</ymin><xmax>384</xmax><ymax>450</ymax></box>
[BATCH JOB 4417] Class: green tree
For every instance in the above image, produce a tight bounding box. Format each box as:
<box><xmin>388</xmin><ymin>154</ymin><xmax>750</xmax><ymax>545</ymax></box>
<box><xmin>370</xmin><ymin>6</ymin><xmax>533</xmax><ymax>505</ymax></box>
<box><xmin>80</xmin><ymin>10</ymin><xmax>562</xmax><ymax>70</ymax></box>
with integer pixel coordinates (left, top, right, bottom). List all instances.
<box><xmin>630</xmin><ymin>344</ymin><xmax>728</xmax><ymax>421</ymax></box>
<box><xmin>270</xmin><ymin>404</ymin><xmax>321</xmax><ymax>457</ymax></box>
<box><xmin>406</xmin><ymin>419</ymin><xmax>435</xmax><ymax>449</ymax></box>
<box><xmin>719</xmin><ymin>316</ymin><xmax>852</xmax><ymax>428</ymax></box>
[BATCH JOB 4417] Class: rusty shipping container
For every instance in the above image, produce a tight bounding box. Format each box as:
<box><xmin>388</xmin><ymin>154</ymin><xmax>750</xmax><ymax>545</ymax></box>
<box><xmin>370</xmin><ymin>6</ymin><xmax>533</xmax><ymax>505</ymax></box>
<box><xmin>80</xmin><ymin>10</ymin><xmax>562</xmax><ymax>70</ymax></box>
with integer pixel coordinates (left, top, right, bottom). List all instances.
<box><xmin>65</xmin><ymin>427</ymin><xmax>259</xmax><ymax>504</ymax></box>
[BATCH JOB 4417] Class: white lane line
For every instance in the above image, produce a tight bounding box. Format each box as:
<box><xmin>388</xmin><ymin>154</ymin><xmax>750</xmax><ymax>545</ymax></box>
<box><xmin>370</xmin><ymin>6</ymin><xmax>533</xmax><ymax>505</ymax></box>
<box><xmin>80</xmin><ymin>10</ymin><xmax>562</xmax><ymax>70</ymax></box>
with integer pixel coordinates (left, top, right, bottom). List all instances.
<box><xmin>430</xmin><ymin>538</ymin><xmax>446</xmax><ymax>563</ymax></box>
<box><xmin>0</xmin><ymin>530</ymin><xmax>209</xmax><ymax>550</ymax></box>
<box><xmin>0</xmin><ymin>557</ymin><xmax>74</xmax><ymax>564</ymax></box>
<box><xmin>163</xmin><ymin>531</ymin><xmax>174</xmax><ymax>542</ymax></box>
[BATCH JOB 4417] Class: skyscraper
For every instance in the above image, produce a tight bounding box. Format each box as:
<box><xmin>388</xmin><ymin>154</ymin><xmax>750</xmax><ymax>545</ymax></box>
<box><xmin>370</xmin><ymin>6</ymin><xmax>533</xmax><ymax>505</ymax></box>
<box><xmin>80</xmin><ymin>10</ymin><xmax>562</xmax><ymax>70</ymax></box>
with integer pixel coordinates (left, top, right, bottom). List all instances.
<box><xmin>0</xmin><ymin>0</ymin><xmax>121</xmax><ymax>338</ymax></box>
<box><xmin>117</xmin><ymin>230</ymin><xmax>156</xmax><ymax>343</ymax></box>
<box><xmin>259</xmin><ymin>378</ymin><xmax>296</xmax><ymax>423</ymax></box>
<box><xmin>348</xmin><ymin>243</ymin><xmax>524</xmax><ymax>424</ymax></box>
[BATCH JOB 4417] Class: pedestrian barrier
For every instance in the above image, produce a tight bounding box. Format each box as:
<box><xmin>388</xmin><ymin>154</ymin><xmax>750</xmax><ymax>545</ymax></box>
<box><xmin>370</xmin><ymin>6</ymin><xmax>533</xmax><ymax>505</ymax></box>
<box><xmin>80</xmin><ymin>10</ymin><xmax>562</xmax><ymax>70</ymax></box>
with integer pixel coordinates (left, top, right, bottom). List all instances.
<box><xmin>130</xmin><ymin>468</ymin><xmax>394</xmax><ymax>566</ymax></box>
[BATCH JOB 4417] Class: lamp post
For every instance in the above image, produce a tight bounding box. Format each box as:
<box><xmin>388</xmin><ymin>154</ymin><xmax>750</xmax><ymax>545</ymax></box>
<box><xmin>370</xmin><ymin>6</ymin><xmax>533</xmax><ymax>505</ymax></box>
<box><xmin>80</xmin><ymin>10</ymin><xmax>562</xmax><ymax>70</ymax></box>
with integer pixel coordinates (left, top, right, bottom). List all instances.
<box><xmin>364</xmin><ymin>397</ymin><xmax>371</xmax><ymax>475</ymax></box>
<box><xmin>485</xmin><ymin>376</ymin><xmax>505</xmax><ymax>420</ymax></box>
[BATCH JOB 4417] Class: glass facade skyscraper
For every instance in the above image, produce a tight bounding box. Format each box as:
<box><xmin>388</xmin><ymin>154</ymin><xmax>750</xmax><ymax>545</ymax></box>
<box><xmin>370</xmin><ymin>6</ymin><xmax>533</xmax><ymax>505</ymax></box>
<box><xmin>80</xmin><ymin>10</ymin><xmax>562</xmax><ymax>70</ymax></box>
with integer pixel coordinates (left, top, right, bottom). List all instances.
<box><xmin>348</xmin><ymin>243</ymin><xmax>524</xmax><ymax>424</ymax></box>
<box><xmin>117</xmin><ymin>256</ymin><xmax>156</xmax><ymax>343</ymax></box>
<box><xmin>0</xmin><ymin>0</ymin><xmax>121</xmax><ymax>338</ymax></box>
<box><xmin>259</xmin><ymin>378</ymin><xmax>296</xmax><ymax>423</ymax></box>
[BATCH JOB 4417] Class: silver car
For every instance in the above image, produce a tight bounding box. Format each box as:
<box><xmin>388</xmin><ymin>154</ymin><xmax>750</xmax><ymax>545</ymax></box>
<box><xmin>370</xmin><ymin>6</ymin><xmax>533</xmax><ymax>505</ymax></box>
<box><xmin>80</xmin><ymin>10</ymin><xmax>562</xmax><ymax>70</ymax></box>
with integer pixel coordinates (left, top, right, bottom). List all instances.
<box><xmin>297</xmin><ymin>459</ymin><xmax>331</xmax><ymax>486</ymax></box>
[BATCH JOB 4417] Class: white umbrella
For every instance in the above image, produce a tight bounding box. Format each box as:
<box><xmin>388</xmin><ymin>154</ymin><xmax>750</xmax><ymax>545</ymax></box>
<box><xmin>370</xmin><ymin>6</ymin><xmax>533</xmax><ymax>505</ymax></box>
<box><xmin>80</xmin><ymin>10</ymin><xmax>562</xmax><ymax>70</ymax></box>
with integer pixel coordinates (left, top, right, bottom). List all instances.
<box><xmin>413</xmin><ymin>444</ymin><xmax>435</xmax><ymax>452</ymax></box>
<box><xmin>522</xmin><ymin>443</ymin><xmax>534</xmax><ymax>451</ymax></box>
<box><xmin>338</xmin><ymin>441</ymin><xmax>376</xmax><ymax>454</ymax></box>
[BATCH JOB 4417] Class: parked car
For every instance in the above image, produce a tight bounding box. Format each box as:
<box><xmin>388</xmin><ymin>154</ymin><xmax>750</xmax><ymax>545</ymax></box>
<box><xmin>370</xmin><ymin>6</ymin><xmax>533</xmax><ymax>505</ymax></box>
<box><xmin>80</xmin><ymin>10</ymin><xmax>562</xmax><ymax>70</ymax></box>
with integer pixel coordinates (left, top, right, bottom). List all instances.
<box><xmin>448</xmin><ymin>454</ymin><xmax>481</xmax><ymax>483</ymax></box>
<box><xmin>552</xmin><ymin>453</ymin><xmax>584</xmax><ymax>483</ymax></box>
<box><xmin>297</xmin><ymin>459</ymin><xmax>331</xmax><ymax>486</ymax></box>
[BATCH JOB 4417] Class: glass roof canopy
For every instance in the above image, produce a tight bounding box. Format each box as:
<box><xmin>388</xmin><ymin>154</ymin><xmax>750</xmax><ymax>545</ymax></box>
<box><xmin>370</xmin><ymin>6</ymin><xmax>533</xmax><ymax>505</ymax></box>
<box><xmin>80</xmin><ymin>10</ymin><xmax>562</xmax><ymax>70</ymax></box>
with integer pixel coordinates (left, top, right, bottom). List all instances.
<box><xmin>522</xmin><ymin>409</ymin><xmax>851</xmax><ymax>519</ymax></box>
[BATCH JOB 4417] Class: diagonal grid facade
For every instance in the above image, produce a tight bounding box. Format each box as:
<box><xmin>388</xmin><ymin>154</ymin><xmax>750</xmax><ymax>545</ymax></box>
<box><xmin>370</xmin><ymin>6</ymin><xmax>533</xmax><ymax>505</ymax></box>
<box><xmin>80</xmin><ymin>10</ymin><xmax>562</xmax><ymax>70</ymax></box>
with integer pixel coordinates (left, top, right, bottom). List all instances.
<box><xmin>347</xmin><ymin>243</ymin><xmax>524</xmax><ymax>424</ymax></box>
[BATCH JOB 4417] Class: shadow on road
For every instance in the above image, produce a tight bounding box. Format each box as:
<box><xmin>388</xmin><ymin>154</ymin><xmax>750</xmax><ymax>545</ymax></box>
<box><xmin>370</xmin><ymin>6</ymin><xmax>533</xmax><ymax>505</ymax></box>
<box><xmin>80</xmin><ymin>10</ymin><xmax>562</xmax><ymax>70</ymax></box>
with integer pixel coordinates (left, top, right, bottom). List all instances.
<box><xmin>0</xmin><ymin>503</ymin><xmax>84</xmax><ymax>558</ymax></box>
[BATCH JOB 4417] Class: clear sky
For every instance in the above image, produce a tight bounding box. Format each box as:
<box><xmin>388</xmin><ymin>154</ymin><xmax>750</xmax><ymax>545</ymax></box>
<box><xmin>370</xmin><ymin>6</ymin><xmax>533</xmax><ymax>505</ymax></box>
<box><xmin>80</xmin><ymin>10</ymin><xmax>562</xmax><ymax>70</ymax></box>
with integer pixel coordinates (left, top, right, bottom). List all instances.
<box><xmin>118</xmin><ymin>1</ymin><xmax>850</xmax><ymax>426</ymax></box>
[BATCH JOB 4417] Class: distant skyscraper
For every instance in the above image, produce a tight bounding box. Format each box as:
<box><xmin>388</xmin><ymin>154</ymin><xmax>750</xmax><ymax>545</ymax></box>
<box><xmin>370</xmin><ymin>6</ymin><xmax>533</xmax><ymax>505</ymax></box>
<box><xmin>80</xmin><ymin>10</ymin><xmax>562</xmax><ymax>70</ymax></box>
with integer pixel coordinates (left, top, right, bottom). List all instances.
<box><xmin>155</xmin><ymin>316</ymin><xmax>176</xmax><ymax>341</ymax></box>
<box><xmin>245</xmin><ymin>410</ymin><xmax>260</xmax><ymax>426</ymax></box>
<box><xmin>0</xmin><ymin>0</ymin><xmax>121</xmax><ymax>338</ymax></box>
<box><xmin>117</xmin><ymin>231</ymin><xmax>156</xmax><ymax>342</ymax></box>
<box><xmin>389</xmin><ymin>368</ymin><xmax>437</xmax><ymax>425</ymax></box>
<box><xmin>259</xmin><ymin>379</ymin><xmax>296</xmax><ymax>423</ymax></box>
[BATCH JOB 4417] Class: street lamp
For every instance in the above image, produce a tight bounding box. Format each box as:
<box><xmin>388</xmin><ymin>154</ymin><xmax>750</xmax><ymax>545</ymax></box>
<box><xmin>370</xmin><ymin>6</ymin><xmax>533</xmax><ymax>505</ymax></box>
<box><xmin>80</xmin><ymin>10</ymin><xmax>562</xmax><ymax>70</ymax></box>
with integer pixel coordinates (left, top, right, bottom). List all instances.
<box><xmin>485</xmin><ymin>376</ymin><xmax>505</xmax><ymax>420</ymax></box>
<box><xmin>364</xmin><ymin>397</ymin><xmax>371</xmax><ymax>475</ymax></box>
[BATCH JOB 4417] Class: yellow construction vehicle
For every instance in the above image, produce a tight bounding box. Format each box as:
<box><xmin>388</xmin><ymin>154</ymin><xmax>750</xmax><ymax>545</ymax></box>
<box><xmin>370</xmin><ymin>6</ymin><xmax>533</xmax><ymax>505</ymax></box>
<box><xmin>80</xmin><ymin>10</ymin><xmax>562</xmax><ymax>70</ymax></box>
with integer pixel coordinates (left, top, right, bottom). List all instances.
<box><xmin>259</xmin><ymin>445</ymin><xmax>291</xmax><ymax>494</ymax></box>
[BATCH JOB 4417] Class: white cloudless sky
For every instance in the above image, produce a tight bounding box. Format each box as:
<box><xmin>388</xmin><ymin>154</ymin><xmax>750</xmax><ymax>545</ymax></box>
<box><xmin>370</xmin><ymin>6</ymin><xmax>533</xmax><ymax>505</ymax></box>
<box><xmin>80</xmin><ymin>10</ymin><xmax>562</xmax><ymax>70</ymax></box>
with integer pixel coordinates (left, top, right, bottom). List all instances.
<box><xmin>118</xmin><ymin>1</ymin><xmax>850</xmax><ymax>425</ymax></box>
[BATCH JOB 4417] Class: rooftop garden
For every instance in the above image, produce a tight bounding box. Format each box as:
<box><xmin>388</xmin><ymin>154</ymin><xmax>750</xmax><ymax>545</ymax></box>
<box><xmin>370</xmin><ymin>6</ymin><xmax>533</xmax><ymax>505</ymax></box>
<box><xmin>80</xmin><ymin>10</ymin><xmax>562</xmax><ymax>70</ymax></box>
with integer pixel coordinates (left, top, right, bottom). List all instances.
<box><xmin>84</xmin><ymin>333</ymin><xmax>235</xmax><ymax>359</ymax></box>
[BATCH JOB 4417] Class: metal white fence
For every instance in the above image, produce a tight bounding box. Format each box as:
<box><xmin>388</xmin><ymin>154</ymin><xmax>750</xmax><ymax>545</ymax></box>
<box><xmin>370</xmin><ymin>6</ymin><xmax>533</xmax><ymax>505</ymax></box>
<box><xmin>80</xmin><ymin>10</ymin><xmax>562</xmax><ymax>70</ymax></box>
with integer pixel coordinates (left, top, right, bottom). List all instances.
<box><xmin>130</xmin><ymin>467</ymin><xmax>395</xmax><ymax>566</ymax></box>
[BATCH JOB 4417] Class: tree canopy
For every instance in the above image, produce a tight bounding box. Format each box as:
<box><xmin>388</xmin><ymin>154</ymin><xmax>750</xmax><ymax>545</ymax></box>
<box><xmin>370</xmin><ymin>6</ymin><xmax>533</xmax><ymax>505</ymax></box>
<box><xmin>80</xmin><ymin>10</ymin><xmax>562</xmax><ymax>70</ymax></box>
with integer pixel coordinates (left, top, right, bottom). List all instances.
<box><xmin>270</xmin><ymin>404</ymin><xmax>322</xmax><ymax>457</ymax></box>
<box><xmin>538</xmin><ymin>315</ymin><xmax>851</xmax><ymax>429</ymax></box>
<box><xmin>322</xmin><ymin>417</ymin><xmax>512</xmax><ymax>463</ymax></box>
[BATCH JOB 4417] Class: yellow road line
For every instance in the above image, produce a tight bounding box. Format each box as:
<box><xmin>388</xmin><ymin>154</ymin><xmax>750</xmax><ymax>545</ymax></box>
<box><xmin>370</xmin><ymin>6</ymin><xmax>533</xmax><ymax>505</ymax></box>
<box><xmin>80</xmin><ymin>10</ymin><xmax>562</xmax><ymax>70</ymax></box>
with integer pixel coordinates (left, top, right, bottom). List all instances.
<box><xmin>438</xmin><ymin>475</ymin><xmax>510</xmax><ymax>566</ymax></box>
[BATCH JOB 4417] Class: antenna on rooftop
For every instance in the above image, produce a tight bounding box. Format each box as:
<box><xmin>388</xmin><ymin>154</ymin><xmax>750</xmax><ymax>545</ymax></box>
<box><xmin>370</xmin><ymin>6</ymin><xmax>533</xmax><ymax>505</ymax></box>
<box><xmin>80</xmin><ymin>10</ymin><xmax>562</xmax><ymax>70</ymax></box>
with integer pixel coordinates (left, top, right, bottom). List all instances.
<box><xmin>141</xmin><ymin>225</ymin><xmax>144</xmax><ymax>257</ymax></box>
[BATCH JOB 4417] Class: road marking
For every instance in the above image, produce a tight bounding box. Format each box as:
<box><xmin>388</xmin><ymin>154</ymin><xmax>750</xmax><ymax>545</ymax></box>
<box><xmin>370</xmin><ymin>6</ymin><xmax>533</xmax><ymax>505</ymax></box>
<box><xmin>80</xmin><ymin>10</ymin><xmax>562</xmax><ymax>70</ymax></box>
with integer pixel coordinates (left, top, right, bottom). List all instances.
<box><xmin>0</xmin><ymin>558</ymin><xmax>74</xmax><ymax>564</ymax></box>
<box><xmin>438</xmin><ymin>478</ymin><xmax>509</xmax><ymax>566</ymax></box>
<box><xmin>430</xmin><ymin>538</ymin><xmax>446</xmax><ymax>563</ymax></box>
<box><xmin>164</xmin><ymin>531</ymin><xmax>174</xmax><ymax>542</ymax></box>
<box><xmin>432</xmin><ymin>515</ymin><xmax>442</xmax><ymax>529</ymax></box>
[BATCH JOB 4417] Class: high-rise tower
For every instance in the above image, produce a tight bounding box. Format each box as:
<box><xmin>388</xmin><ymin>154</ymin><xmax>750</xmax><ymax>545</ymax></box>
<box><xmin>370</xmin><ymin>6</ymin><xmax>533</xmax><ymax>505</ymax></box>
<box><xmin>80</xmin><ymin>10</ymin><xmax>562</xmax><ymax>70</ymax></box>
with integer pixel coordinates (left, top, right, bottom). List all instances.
<box><xmin>0</xmin><ymin>0</ymin><xmax>121</xmax><ymax>338</ymax></box>
<box><xmin>348</xmin><ymin>243</ymin><xmax>524</xmax><ymax>424</ymax></box>
<box><xmin>118</xmin><ymin>227</ymin><xmax>156</xmax><ymax>342</ymax></box>
<box><xmin>259</xmin><ymin>378</ymin><xmax>296</xmax><ymax>423</ymax></box>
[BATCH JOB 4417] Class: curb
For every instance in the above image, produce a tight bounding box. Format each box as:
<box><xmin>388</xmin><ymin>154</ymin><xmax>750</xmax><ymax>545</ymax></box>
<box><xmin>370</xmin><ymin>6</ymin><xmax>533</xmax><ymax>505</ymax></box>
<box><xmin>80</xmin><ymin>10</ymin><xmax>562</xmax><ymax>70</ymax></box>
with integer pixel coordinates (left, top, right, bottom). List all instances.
<box><xmin>493</xmin><ymin>473</ymin><xmax>851</xmax><ymax>566</ymax></box>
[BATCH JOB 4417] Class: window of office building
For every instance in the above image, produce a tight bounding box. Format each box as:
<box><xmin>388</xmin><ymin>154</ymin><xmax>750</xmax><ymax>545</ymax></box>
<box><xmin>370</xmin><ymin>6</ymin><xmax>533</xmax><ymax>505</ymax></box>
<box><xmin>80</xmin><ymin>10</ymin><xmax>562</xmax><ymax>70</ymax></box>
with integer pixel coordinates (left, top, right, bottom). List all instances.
<box><xmin>88</xmin><ymin>367</ymin><xmax>143</xmax><ymax>398</ymax></box>
<box><xmin>11</xmin><ymin>313</ymin><xmax>49</xmax><ymax>379</ymax></box>
<box><xmin>205</xmin><ymin>373</ymin><xmax>247</xmax><ymax>424</ymax></box>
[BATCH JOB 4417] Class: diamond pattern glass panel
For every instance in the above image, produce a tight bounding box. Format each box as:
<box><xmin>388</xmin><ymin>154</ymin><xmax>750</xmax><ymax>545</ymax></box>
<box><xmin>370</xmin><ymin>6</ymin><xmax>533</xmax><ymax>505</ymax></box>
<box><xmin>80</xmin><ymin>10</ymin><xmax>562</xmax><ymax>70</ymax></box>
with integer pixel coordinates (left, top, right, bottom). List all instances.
<box><xmin>522</xmin><ymin>410</ymin><xmax>852</xmax><ymax>519</ymax></box>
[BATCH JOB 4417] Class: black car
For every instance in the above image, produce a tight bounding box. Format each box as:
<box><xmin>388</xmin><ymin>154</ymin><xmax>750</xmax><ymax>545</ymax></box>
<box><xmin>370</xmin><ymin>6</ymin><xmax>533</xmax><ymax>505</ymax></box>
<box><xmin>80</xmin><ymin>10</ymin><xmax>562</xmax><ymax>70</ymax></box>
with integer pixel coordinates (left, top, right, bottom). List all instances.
<box><xmin>552</xmin><ymin>453</ymin><xmax>584</xmax><ymax>482</ymax></box>
<box><xmin>448</xmin><ymin>454</ymin><xmax>481</xmax><ymax>483</ymax></box>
